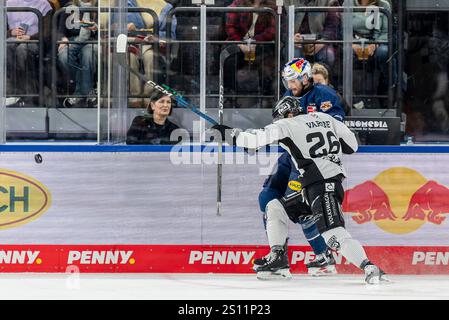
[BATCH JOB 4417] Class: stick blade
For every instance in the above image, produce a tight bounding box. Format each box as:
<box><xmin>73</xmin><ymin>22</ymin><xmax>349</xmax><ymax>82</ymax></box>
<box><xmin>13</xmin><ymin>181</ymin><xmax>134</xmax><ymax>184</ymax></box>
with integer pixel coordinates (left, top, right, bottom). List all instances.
<box><xmin>216</xmin><ymin>202</ymin><xmax>222</xmax><ymax>216</ymax></box>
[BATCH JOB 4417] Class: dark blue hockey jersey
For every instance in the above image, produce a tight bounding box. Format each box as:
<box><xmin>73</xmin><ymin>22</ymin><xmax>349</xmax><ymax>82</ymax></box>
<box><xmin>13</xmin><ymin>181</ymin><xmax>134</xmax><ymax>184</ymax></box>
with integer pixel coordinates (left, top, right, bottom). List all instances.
<box><xmin>284</xmin><ymin>84</ymin><xmax>345</xmax><ymax>122</ymax></box>
<box><xmin>259</xmin><ymin>152</ymin><xmax>300</xmax><ymax>212</ymax></box>
<box><xmin>259</xmin><ymin>84</ymin><xmax>346</xmax><ymax>212</ymax></box>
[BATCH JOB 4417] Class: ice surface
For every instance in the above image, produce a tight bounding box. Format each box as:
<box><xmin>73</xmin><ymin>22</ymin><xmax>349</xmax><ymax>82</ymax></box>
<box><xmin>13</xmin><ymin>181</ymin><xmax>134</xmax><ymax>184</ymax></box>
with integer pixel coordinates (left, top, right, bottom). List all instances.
<box><xmin>0</xmin><ymin>273</ymin><xmax>448</xmax><ymax>300</ymax></box>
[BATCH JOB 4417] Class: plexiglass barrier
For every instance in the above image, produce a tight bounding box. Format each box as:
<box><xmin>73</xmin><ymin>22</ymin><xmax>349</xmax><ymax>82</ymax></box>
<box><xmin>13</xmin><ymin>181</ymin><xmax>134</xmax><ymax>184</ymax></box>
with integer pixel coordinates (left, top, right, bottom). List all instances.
<box><xmin>1</xmin><ymin>1</ymin><xmax>449</xmax><ymax>143</ymax></box>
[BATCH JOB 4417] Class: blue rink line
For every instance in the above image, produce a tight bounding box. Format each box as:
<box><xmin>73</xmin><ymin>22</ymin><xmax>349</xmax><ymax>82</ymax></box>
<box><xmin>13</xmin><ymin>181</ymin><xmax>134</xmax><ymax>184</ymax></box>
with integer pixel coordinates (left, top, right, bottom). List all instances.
<box><xmin>1</xmin><ymin>144</ymin><xmax>449</xmax><ymax>153</ymax></box>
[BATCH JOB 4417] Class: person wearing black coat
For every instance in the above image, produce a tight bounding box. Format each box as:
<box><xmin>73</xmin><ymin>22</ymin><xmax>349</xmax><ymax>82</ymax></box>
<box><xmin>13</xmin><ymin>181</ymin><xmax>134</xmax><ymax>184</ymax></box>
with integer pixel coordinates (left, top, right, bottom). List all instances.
<box><xmin>126</xmin><ymin>91</ymin><xmax>181</xmax><ymax>145</ymax></box>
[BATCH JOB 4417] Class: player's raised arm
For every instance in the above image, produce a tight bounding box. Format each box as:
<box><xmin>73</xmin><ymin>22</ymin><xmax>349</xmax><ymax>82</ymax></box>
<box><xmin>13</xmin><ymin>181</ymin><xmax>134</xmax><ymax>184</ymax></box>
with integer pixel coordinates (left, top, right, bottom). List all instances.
<box><xmin>235</xmin><ymin>124</ymin><xmax>285</xmax><ymax>150</ymax></box>
<box><xmin>212</xmin><ymin>96</ymin><xmax>299</xmax><ymax>149</ymax></box>
<box><xmin>235</xmin><ymin>96</ymin><xmax>304</xmax><ymax>149</ymax></box>
<box><xmin>211</xmin><ymin>124</ymin><xmax>284</xmax><ymax>150</ymax></box>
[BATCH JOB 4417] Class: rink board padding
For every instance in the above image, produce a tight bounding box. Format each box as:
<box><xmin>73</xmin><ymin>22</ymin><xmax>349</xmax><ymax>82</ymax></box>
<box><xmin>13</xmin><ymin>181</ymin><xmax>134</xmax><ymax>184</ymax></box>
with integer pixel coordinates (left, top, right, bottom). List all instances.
<box><xmin>0</xmin><ymin>146</ymin><xmax>447</xmax><ymax>274</ymax></box>
<box><xmin>0</xmin><ymin>245</ymin><xmax>446</xmax><ymax>274</ymax></box>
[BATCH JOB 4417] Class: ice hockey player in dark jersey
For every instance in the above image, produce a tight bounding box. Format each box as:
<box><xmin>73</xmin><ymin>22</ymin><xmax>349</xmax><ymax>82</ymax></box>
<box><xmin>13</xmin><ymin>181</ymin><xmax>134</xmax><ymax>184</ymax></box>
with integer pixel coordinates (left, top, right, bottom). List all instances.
<box><xmin>283</xmin><ymin>58</ymin><xmax>344</xmax><ymax>122</ymax></box>
<box><xmin>212</xmin><ymin>98</ymin><xmax>388</xmax><ymax>285</ymax></box>
<box><xmin>256</xmin><ymin>58</ymin><xmax>345</xmax><ymax>276</ymax></box>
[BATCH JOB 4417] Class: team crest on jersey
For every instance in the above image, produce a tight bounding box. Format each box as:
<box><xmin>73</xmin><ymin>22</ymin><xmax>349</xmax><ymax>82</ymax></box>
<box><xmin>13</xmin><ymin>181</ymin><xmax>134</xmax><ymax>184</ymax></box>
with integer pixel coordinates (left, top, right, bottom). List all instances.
<box><xmin>307</xmin><ymin>104</ymin><xmax>317</xmax><ymax>113</ymax></box>
<box><xmin>320</xmin><ymin>101</ymin><xmax>333</xmax><ymax>112</ymax></box>
<box><xmin>288</xmin><ymin>180</ymin><xmax>302</xmax><ymax>191</ymax></box>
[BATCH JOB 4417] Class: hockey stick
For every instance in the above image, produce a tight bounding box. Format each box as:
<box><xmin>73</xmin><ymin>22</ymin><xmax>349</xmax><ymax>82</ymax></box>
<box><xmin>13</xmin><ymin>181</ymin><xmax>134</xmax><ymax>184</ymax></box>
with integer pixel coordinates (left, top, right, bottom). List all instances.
<box><xmin>115</xmin><ymin>34</ymin><xmax>219</xmax><ymax>126</ymax></box>
<box><xmin>216</xmin><ymin>45</ymin><xmax>241</xmax><ymax>216</ymax></box>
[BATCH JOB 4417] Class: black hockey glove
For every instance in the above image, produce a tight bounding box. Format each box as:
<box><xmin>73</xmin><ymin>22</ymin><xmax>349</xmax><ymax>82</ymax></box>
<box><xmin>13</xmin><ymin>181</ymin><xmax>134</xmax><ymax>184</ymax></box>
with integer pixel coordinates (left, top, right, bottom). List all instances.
<box><xmin>212</xmin><ymin>124</ymin><xmax>231</xmax><ymax>139</ymax></box>
<box><xmin>211</xmin><ymin>124</ymin><xmax>239</xmax><ymax>146</ymax></box>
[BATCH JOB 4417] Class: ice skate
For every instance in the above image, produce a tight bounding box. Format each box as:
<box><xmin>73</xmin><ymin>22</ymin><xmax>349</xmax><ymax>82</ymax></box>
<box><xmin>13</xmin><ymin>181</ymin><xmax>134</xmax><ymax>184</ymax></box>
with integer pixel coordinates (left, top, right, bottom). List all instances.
<box><xmin>253</xmin><ymin>238</ymin><xmax>288</xmax><ymax>268</ymax></box>
<box><xmin>306</xmin><ymin>250</ymin><xmax>337</xmax><ymax>276</ymax></box>
<box><xmin>364</xmin><ymin>264</ymin><xmax>390</xmax><ymax>284</ymax></box>
<box><xmin>254</xmin><ymin>246</ymin><xmax>292</xmax><ymax>280</ymax></box>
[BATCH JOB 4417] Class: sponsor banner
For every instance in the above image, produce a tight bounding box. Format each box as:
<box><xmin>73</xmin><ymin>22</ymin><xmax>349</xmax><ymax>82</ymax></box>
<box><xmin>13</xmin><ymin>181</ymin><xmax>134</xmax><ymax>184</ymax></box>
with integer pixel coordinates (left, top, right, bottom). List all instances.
<box><xmin>0</xmin><ymin>169</ymin><xmax>51</xmax><ymax>229</ymax></box>
<box><xmin>344</xmin><ymin>116</ymin><xmax>401</xmax><ymax>145</ymax></box>
<box><xmin>0</xmin><ymin>152</ymin><xmax>448</xmax><ymax>246</ymax></box>
<box><xmin>0</xmin><ymin>245</ymin><xmax>447</xmax><ymax>274</ymax></box>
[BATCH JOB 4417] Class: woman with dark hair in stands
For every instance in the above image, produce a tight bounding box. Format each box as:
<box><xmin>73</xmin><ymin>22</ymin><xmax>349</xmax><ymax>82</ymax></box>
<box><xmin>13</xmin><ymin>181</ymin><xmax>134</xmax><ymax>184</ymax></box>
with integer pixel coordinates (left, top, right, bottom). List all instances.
<box><xmin>126</xmin><ymin>91</ymin><xmax>180</xmax><ymax>145</ymax></box>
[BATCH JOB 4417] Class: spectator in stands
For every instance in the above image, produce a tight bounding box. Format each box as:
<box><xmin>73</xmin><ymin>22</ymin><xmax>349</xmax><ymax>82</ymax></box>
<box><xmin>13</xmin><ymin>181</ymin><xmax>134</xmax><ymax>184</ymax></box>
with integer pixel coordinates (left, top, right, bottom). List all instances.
<box><xmin>6</xmin><ymin>0</ymin><xmax>53</xmax><ymax>107</ymax></box>
<box><xmin>285</xmin><ymin>0</ymin><xmax>340</xmax><ymax>70</ymax></box>
<box><xmin>57</xmin><ymin>0</ymin><xmax>98</xmax><ymax>107</ymax></box>
<box><xmin>126</xmin><ymin>0</ymin><xmax>177</xmax><ymax>108</ymax></box>
<box><xmin>352</xmin><ymin>0</ymin><xmax>392</xmax><ymax>93</ymax></box>
<box><xmin>312</xmin><ymin>62</ymin><xmax>329</xmax><ymax>85</ymax></box>
<box><xmin>47</xmin><ymin>0</ymin><xmax>70</xmax><ymax>10</ymax></box>
<box><xmin>312</xmin><ymin>62</ymin><xmax>350</xmax><ymax>114</ymax></box>
<box><xmin>225</xmin><ymin>0</ymin><xmax>276</xmax><ymax>99</ymax></box>
<box><xmin>126</xmin><ymin>91</ymin><xmax>180</xmax><ymax>145</ymax></box>
<box><xmin>226</xmin><ymin>0</ymin><xmax>276</xmax><ymax>50</ymax></box>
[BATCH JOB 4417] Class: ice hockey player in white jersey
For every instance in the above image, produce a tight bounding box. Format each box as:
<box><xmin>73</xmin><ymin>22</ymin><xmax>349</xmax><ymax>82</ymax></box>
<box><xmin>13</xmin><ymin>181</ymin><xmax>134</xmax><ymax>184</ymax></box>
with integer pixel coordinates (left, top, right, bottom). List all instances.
<box><xmin>212</xmin><ymin>97</ymin><xmax>388</xmax><ymax>285</ymax></box>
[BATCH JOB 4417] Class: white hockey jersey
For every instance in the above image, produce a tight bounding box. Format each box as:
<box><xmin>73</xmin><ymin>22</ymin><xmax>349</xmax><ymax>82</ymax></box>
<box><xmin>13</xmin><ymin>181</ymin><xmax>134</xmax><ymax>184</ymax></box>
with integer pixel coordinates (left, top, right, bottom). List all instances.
<box><xmin>235</xmin><ymin>112</ymin><xmax>358</xmax><ymax>187</ymax></box>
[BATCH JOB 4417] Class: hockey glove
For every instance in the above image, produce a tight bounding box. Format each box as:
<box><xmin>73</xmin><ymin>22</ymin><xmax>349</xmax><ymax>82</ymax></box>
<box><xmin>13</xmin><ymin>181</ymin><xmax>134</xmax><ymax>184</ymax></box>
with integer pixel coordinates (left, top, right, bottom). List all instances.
<box><xmin>211</xmin><ymin>124</ymin><xmax>240</xmax><ymax>146</ymax></box>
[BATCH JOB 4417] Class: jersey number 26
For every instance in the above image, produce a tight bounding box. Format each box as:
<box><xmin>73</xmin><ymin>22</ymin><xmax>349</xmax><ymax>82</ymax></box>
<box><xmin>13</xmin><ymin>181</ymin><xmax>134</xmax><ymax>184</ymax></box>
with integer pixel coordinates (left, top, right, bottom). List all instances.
<box><xmin>306</xmin><ymin>131</ymin><xmax>341</xmax><ymax>158</ymax></box>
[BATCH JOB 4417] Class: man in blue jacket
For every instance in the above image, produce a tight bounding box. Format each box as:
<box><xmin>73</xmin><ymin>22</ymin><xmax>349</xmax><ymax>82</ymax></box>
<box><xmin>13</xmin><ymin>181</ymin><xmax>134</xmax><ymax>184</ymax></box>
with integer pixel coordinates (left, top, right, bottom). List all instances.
<box><xmin>256</xmin><ymin>58</ymin><xmax>345</xmax><ymax>276</ymax></box>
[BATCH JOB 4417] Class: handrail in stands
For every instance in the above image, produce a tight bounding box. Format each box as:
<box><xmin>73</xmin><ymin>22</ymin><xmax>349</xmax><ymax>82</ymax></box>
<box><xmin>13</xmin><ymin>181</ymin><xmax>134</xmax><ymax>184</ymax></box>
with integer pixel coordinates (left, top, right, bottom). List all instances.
<box><xmin>290</xmin><ymin>6</ymin><xmax>394</xmax><ymax>113</ymax></box>
<box><xmin>165</xmin><ymin>6</ymin><xmax>280</xmax><ymax>102</ymax></box>
<box><xmin>5</xmin><ymin>7</ymin><xmax>44</xmax><ymax>110</ymax></box>
<box><xmin>50</xmin><ymin>7</ymin><xmax>159</xmax><ymax>109</ymax></box>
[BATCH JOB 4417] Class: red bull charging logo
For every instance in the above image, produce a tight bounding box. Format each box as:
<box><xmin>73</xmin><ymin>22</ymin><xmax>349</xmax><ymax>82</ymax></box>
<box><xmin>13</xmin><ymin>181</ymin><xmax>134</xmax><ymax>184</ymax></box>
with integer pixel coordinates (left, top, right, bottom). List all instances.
<box><xmin>342</xmin><ymin>167</ymin><xmax>449</xmax><ymax>234</ymax></box>
<box><xmin>291</xmin><ymin>58</ymin><xmax>306</xmax><ymax>74</ymax></box>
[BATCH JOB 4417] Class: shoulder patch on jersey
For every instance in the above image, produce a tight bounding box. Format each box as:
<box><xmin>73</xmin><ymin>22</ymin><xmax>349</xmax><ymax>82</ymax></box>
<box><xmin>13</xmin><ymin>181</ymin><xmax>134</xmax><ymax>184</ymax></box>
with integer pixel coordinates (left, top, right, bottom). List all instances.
<box><xmin>325</xmin><ymin>183</ymin><xmax>335</xmax><ymax>192</ymax></box>
<box><xmin>320</xmin><ymin>101</ymin><xmax>333</xmax><ymax>112</ymax></box>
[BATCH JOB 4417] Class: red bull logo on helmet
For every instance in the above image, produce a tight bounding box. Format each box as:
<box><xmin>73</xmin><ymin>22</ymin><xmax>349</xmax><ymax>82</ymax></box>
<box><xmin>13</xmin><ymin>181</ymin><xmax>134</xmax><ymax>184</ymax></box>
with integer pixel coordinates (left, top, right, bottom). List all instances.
<box><xmin>291</xmin><ymin>58</ymin><xmax>307</xmax><ymax>74</ymax></box>
<box><xmin>342</xmin><ymin>167</ymin><xmax>449</xmax><ymax>234</ymax></box>
<box><xmin>283</xmin><ymin>58</ymin><xmax>308</xmax><ymax>81</ymax></box>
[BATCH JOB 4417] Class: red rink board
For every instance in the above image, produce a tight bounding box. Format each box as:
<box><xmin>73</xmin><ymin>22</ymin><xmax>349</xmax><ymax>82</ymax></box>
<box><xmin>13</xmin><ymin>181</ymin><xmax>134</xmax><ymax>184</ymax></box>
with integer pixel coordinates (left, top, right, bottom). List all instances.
<box><xmin>0</xmin><ymin>245</ymin><xmax>447</xmax><ymax>274</ymax></box>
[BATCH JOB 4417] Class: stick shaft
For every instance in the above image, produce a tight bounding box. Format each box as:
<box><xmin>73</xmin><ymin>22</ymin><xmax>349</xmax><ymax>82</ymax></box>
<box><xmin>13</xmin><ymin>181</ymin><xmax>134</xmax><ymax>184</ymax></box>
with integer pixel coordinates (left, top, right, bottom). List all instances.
<box><xmin>216</xmin><ymin>45</ymin><xmax>239</xmax><ymax>216</ymax></box>
<box><xmin>116</xmin><ymin>51</ymin><xmax>218</xmax><ymax>125</ymax></box>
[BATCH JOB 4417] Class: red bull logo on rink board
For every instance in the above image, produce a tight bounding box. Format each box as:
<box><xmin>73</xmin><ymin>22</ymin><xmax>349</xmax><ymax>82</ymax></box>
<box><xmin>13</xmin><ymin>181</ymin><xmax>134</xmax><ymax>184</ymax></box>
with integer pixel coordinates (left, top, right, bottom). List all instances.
<box><xmin>342</xmin><ymin>167</ymin><xmax>449</xmax><ymax>234</ymax></box>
